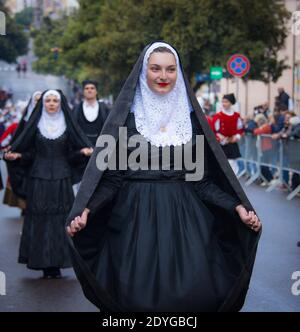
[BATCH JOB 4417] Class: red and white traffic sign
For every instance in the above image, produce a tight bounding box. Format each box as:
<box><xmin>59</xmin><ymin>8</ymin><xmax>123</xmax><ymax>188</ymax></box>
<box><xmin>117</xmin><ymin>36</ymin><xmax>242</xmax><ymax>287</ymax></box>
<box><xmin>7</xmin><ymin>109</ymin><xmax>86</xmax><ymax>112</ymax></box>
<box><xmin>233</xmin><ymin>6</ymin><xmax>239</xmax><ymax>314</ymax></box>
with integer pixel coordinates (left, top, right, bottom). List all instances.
<box><xmin>227</xmin><ymin>54</ymin><xmax>250</xmax><ymax>77</ymax></box>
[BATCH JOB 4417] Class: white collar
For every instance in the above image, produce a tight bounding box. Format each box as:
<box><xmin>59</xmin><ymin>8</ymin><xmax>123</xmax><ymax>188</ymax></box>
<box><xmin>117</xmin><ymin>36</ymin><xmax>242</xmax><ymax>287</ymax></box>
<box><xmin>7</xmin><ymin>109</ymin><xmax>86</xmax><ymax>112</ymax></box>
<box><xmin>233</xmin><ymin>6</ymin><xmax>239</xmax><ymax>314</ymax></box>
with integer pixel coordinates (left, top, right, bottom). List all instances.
<box><xmin>83</xmin><ymin>99</ymin><xmax>98</xmax><ymax>107</ymax></box>
<box><xmin>83</xmin><ymin>100</ymin><xmax>99</xmax><ymax>122</ymax></box>
<box><xmin>221</xmin><ymin>107</ymin><xmax>235</xmax><ymax>116</ymax></box>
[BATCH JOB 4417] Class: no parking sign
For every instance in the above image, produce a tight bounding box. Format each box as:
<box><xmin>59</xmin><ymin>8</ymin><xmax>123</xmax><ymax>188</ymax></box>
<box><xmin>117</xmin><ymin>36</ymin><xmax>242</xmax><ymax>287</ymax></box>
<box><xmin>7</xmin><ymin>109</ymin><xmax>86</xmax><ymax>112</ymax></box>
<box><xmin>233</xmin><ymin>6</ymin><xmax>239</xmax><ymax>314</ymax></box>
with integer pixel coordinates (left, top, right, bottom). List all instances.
<box><xmin>227</xmin><ymin>54</ymin><xmax>250</xmax><ymax>77</ymax></box>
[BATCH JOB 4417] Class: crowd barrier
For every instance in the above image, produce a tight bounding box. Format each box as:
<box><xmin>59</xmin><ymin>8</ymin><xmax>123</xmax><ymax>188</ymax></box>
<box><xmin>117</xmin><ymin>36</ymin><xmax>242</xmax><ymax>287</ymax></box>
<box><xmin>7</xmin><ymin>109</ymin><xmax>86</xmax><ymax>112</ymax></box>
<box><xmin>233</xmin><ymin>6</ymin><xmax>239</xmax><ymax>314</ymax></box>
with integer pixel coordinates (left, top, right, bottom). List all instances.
<box><xmin>237</xmin><ymin>134</ymin><xmax>300</xmax><ymax>200</ymax></box>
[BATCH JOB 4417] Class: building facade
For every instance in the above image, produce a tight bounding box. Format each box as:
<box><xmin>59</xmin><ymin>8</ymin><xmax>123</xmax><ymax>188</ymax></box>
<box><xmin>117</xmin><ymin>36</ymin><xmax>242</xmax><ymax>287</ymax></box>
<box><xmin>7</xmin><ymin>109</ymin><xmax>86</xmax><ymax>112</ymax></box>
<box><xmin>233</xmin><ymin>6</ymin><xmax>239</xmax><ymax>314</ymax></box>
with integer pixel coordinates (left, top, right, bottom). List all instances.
<box><xmin>219</xmin><ymin>0</ymin><xmax>300</xmax><ymax>116</ymax></box>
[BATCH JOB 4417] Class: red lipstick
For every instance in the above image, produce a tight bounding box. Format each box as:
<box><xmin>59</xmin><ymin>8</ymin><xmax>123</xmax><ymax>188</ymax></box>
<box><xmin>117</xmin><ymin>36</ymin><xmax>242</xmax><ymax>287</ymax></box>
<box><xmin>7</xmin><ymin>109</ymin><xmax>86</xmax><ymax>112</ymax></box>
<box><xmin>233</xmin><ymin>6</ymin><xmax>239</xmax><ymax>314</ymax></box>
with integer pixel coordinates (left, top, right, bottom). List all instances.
<box><xmin>158</xmin><ymin>82</ymin><xmax>170</xmax><ymax>87</ymax></box>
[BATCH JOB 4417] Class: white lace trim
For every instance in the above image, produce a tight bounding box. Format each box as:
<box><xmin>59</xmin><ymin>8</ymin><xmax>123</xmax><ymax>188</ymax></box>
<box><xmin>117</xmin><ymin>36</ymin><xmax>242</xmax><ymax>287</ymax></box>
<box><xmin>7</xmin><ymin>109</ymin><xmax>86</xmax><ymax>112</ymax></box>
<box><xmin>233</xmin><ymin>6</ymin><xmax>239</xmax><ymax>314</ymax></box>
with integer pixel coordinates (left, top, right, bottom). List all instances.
<box><xmin>221</xmin><ymin>107</ymin><xmax>235</xmax><ymax>116</ymax></box>
<box><xmin>131</xmin><ymin>42</ymin><xmax>192</xmax><ymax>147</ymax></box>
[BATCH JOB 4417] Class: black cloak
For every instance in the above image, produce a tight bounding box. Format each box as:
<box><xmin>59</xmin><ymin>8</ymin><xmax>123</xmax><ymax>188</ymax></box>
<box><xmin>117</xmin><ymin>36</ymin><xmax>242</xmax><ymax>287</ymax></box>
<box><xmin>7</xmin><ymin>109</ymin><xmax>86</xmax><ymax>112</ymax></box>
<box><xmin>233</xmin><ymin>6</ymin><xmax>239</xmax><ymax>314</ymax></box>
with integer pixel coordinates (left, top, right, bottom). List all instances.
<box><xmin>2</xmin><ymin>94</ymin><xmax>39</xmax><ymax>197</ymax></box>
<box><xmin>66</xmin><ymin>42</ymin><xmax>261</xmax><ymax>312</ymax></box>
<box><xmin>6</xmin><ymin>90</ymin><xmax>92</xmax><ymax>199</ymax></box>
<box><xmin>9</xmin><ymin>95</ymin><xmax>39</xmax><ymax>146</ymax></box>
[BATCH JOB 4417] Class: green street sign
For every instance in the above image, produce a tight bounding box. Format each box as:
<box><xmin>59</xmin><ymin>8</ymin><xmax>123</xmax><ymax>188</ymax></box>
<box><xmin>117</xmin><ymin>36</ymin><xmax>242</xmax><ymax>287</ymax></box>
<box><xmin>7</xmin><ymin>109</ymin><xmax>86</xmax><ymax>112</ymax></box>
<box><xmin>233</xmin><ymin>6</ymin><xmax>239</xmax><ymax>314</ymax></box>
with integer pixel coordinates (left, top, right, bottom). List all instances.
<box><xmin>210</xmin><ymin>67</ymin><xmax>223</xmax><ymax>80</ymax></box>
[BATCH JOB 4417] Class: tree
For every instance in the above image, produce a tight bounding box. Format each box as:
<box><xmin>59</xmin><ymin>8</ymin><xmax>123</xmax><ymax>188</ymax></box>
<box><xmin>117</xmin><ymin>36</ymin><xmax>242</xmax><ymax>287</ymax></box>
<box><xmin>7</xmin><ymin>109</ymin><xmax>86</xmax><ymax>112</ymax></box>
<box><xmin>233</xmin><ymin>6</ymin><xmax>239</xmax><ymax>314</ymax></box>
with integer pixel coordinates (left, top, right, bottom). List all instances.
<box><xmin>33</xmin><ymin>0</ymin><xmax>291</xmax><ymax>96</ymax></box>
<box><xmin>0</xmin><ymin>1</ymin><xmax>28</xmax><ymax>63</ymax></box>
<box><xmin>15</xmin><ymin>6</ymin><xmax>34</xmax><ymax>30</ymax></box>
<box><xmin>32</xmin><ymin>16</ymin><xmax>71</xmax><ymax>76</ymax></box>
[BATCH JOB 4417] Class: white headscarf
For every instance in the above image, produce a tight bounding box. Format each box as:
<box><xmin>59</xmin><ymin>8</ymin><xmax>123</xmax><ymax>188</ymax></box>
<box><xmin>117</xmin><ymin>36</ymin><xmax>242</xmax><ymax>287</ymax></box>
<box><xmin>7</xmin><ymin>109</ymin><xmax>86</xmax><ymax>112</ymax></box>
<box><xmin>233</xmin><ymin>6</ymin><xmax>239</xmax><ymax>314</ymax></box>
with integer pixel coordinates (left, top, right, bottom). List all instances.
<box><xmin>24</xmin><ymin>90</ymin><xmax>42</xmax><ymax>122</ymax></box>
<box><xmin>37</xmin><ymin>90</ymin><xmax>66</xmax><ymax>140</ymax></box>
<box><xmin>131</xmin><ymin>42</ymin><xmax>193</xmax><ymax>147</ymax></box>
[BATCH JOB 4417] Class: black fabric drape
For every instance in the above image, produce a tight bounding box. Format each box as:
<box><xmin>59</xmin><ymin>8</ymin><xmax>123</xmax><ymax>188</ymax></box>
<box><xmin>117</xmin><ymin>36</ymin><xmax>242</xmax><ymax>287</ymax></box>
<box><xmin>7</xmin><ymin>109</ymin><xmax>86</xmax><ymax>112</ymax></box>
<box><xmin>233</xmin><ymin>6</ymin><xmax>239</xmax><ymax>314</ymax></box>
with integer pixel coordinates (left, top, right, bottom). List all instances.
<box><xmin>6</xmin><ymin>90</ymin><xmax>92</xmax><ymax>198</ymax></box>
<box><xmin>66</xmin><ymin>42</ymin><xmax>261</xmax><ymax>312</ymax></box>
<box><xmin>3</xmin><ymin>96</ymin><xmax>37</xmax><ymax>197</ymax></box>
<box><xmin>10</xmin><ymin>96</ymin><xmax>35</xmax><ymax>146</ymax></box>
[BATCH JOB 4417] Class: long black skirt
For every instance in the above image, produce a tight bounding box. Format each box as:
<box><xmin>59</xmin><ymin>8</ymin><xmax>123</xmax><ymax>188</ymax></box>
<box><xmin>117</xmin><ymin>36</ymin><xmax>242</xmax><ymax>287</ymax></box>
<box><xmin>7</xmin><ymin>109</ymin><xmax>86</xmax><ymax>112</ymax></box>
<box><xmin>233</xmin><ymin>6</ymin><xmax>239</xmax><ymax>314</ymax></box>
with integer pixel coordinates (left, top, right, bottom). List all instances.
<box><xmin>221</xmin><ymin>142</ymin><xmax>241</xmax><ymax>159</ymax></box>
<box><xmin>19</xmin><ymin>177</ymin><xmax>74</xmax><ymax>270</ymax></box>
<box><xmin>91</xmin><ymin>181</ymin><xmax>237</xmax><ymax>312</ymax></box>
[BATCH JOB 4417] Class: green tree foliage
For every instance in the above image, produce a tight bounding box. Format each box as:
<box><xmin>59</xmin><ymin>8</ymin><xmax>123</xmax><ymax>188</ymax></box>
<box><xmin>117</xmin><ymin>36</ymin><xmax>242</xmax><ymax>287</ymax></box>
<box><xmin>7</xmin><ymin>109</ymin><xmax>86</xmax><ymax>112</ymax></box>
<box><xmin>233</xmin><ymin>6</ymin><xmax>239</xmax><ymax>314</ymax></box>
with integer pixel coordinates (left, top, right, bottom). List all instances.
<box><xmin>32</xmin><ymin>16</ymin><xmax>70</xmax><ymax>76</ymax></box>
<box><xmin>15</xmin><ymin>6</ymin><xmax>34</xmax><ymax>29</ymax></box>
<box><xmin>33</xmin><ymin>0</ymin><xmax>290</xmax><ymax>96</ymax></box>
<box><xmin>0</xmin><ymin>1</ymin><xmax>28</xmax><ymax>63</ymax></box>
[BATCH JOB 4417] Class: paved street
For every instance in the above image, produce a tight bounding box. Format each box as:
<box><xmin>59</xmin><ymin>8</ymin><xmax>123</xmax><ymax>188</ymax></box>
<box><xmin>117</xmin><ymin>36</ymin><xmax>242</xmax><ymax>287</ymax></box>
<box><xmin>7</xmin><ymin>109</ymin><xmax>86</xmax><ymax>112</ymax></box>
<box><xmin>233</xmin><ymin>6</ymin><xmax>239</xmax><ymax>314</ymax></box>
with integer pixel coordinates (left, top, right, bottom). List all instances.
<box><xmin>0</xmin><ymin>165</ymin><xmax>97</xmax><ymax>312</ymax></box>
<box><xmin>0</xmin><ymin>61</ymin><xmax>71</xmax><ymax>101</ymax></box>
<box><xmin>1</xmin><ymin>159</ymin><xmax>299</xmax><ymax>311</ymax></box>
<box><xmin>241</xmin><ymin>183</ymin><xmax>300</xmax><ymax>312</ymax></box>
<box><xmin>0</xmin><ymin>40</ymin><xmax>71</xmax><ymax>101</ymax></box>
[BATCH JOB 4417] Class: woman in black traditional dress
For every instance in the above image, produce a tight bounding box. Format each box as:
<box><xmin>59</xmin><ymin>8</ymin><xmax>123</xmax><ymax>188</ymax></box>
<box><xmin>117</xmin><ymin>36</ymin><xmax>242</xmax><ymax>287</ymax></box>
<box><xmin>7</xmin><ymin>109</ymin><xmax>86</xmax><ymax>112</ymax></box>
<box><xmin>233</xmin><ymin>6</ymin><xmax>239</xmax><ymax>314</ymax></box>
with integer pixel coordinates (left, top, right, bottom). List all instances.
<box><xmin>3</xmin><ymin>91</ymin><xmax>42</xmax><ymax>210</ymax></box>
<box><xmin>5</xmin><ymin>90</ymin><xmax>92</xmax><ymax>278</ymax></box>
<box><xmin>66</xmin><ymin>42</ymin><xmax>262</xmax><ymax>311</ymax></box>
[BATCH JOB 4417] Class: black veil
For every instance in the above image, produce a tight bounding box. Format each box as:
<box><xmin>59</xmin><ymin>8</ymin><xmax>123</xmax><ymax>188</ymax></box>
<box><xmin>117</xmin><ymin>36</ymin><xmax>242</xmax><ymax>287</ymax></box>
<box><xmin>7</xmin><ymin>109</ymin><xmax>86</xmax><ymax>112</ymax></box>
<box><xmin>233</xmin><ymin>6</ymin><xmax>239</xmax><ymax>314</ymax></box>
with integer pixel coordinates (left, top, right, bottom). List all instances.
<box><xmin>10</xmin><ymin>92</ymin><xmax>41</xmax><ymax>146</ymax></box>
<box><xmin>66</xmin><ymin>42</ymin><xmax>261</xmax><ymax>312</ymax></box>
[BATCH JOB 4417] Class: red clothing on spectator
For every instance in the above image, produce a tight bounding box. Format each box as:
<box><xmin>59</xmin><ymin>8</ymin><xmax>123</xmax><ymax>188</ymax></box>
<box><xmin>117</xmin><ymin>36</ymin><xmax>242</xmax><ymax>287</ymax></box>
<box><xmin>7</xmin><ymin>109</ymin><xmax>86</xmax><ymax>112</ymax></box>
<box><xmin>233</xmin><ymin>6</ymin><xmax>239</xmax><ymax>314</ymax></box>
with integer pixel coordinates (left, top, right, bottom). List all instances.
<box><xmin>205</xmin><ymin>115</ymin><xmax>214</xmax><ymax>130</ymax></box>
<box><xmin>0</xmin><ymin>122</ymin><xmax>18</xmax><ymax>149</ymax></box>
<box><xmin>253</xmin><ymin>124</ymin><xmax>272</xmax><ymax>151</ymax></box>
<box><xmin>212</xmin><ymin>111</ymin><xmax>244</xmax><ymax>141</ymax></box>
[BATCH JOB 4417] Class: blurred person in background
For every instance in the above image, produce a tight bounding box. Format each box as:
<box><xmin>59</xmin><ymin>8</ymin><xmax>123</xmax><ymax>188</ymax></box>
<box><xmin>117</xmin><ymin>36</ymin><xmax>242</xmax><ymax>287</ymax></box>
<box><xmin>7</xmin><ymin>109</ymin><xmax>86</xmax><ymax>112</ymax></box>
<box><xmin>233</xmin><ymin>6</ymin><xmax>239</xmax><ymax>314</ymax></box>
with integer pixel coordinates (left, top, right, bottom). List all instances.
<box><xmin>253</xmin><ymin>114</ymin><xmax>273</xmax><ymax>186</ymax></box>
<box><xmin>2</xmin><ymin>91</ymin><xmax>42</xmax><ymax>212</ymax></box>
<box><xmin>277</xmin><ymin>87</ymin><xmax>289</xmax><ymax>109</ymax></box>
<box><xmin>4</xmin><ymin>90</ymin><xmax>92</xmax><ymax>279</ymax></box>
<box><xmin>212</xmin><ymin>93</ymin><xmax>244</xmax><ymax>175</ymax></box>
<box><xmin>72</xmin><ymin>80</ymin><xmax>110</xmax><ymax>194</ymax></box>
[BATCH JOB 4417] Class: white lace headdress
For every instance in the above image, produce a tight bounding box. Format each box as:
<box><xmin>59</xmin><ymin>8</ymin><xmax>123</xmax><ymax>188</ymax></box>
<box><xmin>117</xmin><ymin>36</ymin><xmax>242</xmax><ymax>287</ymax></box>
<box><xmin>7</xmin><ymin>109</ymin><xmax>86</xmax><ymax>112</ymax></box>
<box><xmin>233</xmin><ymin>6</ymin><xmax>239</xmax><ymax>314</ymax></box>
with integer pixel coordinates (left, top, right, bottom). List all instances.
<box><xmin>24</xmin><ymin>90</ymin><xmax>42</xmax><ymax>122</ymax></box>
<box><xmin>131</xmin><ymin>42</ymin><xmax>193</xmax><ymax>147</ymax></box>
<box><xmin>38</xmin><ymin>90</ymin><xmax>66</xmax><ymax>140</ymax></box>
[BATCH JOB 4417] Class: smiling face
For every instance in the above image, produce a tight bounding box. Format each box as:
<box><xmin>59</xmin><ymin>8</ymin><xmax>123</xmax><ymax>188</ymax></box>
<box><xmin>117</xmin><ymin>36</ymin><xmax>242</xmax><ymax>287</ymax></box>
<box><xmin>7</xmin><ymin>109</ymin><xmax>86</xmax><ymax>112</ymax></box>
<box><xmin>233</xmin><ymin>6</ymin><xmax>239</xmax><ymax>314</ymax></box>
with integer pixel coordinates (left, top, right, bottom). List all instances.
<box><xmin>146</xmin><ymin>51</ymin><xmax>177</xmax><ymax>95</ymax></box>
<box><xmin>44</xmin><ymin>95</ymin><xmax>60</xmax><ymax>114</ymax></box>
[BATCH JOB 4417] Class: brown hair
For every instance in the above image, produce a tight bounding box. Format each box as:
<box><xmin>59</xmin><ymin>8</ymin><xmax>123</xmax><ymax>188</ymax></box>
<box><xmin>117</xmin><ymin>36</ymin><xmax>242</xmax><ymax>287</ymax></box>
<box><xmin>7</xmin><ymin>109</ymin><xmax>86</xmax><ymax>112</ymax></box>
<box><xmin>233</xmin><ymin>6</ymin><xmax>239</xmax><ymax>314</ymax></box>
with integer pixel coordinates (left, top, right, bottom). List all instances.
<box><xmin>151</xmin><ymin>46</ymin><xmax>174</xmax><ymax>55</ymax></box>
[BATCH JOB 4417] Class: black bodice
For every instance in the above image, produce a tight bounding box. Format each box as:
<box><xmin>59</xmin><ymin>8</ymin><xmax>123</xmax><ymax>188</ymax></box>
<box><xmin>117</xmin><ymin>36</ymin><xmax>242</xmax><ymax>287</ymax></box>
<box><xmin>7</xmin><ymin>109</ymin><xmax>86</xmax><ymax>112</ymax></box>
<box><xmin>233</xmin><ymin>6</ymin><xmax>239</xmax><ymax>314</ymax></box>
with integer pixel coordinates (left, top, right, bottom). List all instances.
<box><xmin>75</xmin><ymin>102</ymin><xmax>109</xmax><ymax>146</ymax></box>
<box><xmin>29</xmin><ymin>130</ymin><xmax>74</xmax><ymax>180</ymax></box>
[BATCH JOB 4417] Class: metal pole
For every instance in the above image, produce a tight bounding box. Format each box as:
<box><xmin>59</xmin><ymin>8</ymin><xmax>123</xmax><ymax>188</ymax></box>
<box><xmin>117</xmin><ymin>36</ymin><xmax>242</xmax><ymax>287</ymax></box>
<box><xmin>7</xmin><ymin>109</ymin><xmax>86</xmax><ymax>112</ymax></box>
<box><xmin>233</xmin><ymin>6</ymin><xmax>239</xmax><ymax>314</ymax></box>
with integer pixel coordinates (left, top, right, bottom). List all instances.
<box><xmin>245</xmin><ymin>79</ymin><xmax>248</xmax><ymax>117</ymax></box>
<box><xmin>267</xmin><ymin>79</ymin><xmax>271</xmax><ymax>107</ymax></box>
<box><xmin>236</xmin><ymin>76</ymin><xmax>240</xmax><ymax>113</ymax></box>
